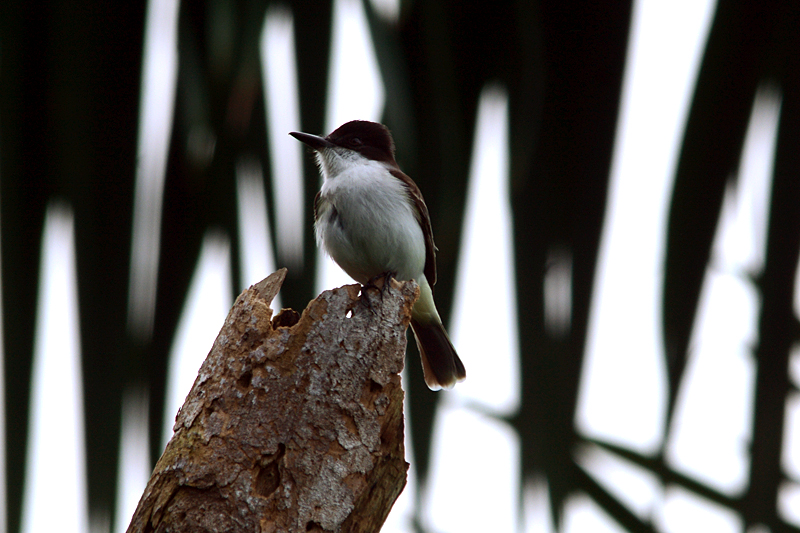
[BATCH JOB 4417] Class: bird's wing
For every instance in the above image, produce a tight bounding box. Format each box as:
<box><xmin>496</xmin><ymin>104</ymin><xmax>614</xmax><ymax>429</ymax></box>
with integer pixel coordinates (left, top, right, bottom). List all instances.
<box><xmin>389</xmin><ymin>168</ymin><xmax>437</xmax><ymax>287</ymax></box>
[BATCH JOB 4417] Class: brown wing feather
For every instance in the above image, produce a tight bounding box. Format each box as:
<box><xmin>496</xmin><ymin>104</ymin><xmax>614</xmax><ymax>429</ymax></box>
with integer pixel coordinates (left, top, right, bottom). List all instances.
<box><xmin>389</xmin><ymin>168</ymin><xmax>437</xmax><ymax>286</ymax></box>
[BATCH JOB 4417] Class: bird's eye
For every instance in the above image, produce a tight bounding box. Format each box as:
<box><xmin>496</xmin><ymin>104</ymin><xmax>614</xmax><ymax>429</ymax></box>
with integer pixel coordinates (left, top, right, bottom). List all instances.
<box><xmin>351</xmin><ymin>137</ymin><xmax>363</xmax><ymax>146</ymax></box>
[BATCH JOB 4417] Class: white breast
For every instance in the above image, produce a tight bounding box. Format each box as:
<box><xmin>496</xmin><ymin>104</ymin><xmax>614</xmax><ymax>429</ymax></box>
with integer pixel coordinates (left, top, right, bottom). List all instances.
<box><xmin>315</xmin><ymin>157</ymin><xmax>426</xmax><ymax>284</ymax></box>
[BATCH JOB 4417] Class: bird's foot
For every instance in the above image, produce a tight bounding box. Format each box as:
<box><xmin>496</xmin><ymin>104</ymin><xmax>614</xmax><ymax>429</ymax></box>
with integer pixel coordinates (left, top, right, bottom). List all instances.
<box><xmin>360</xmin><ymin>272</ymin><xmax>396</xmax><ymax>313</ymax></box>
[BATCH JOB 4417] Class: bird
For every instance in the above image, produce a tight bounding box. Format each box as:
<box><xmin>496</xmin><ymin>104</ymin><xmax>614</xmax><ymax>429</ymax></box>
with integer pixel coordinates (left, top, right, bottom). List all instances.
<box><xmin>290</xmin><ymin>120</ymin><xmax>466</xmax><ymax>390</ymax></box>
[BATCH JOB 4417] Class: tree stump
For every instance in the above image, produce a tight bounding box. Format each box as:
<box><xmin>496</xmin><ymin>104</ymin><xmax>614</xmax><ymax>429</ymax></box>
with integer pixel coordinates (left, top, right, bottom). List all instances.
<box><xmin>127</xmin><ymin>269</ymin><xmax>414</xmax><ymax>532</ymax></box>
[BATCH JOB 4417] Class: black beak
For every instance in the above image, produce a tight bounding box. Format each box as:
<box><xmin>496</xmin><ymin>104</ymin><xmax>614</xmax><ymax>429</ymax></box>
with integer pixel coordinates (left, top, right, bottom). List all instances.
<box><xmin>289</xmin><ymin>131</ymin><xmax>334</xmax><ymax>151</ymax></box>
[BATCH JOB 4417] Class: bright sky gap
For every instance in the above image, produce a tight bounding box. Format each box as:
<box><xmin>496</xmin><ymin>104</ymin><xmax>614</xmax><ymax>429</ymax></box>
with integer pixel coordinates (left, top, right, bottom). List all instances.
<box><xmin>524</xmin><ymin>477</ymin><xmax>556</xmax><ymax>533</ymax></box>
<box><xmin>114</xmin><ymin>388</ymin><xmax>150</xmax><ymax>533</ymax></box>
<box><xmin>423</xmin><ymin>85</ymin><xmax>520</xmax><ymax>532</ymax></box>
<box><xmin>574</xmin><ymin>0</ymin><xmax>719</xmax><ymax>528</ymax></box>
<box><xmin>260</xmin><ymin>7</ymin><xmax>305</xmax><ymax>271</ymax></box>
<box><xmin>575</xmin><ymin>0</ymin><xmax>716</xmax><ymax>456</ymax></box>
<box><xmin>424</xmin><ymin>406</ymin><xmax>521</xmax><ymax>532</ymax></box>
<box><xmin>448</xmin><ymin>85</ymin><xmax>520</xmax><ymax>415</ymax></box>
<box><xmin>127</xmin><ymin>0</ymin><xmax>181</xmax><ymax>341</ymax></box>
<box><xmin>664</xmin><ymin>86</ymin><xmax>782</xmax><ymax>497</ymax></box>
<box><xmin>576</xmin><ymin>443</ymin><xmax>662</xmax><ymax>522</ymax></box>
<box><xmin>562</xmin><ymin>494</ymin><xmax>627</xmax><ymax>533</ymax></box>
<box><xmin>235</xmin><ymin>157</ymin><xmax>281</xmax><ymax>308</ymax></box>
<box><xmin>22</xmin><ymin>204</ymin><xmax>88</xmax><ymax>533</ymax></box>
<box><xmin>780</xmin><ymin>164</ymin><xmax>800</xmax><ymax>526</ymax></box>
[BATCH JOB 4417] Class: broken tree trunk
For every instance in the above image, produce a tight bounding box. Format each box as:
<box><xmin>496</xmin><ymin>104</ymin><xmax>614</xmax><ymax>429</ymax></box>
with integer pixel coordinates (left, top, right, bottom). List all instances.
<box><xmin>127</xmin><ymin>269</ymin><xmax>414</xmax><ymax>533</ymax></box>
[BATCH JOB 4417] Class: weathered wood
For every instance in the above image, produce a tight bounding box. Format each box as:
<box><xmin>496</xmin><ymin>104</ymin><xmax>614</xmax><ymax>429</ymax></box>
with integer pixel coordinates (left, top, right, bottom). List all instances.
<box><xmin>127</xmin><ymin>269</ymin><xmax>414</xmax><ymax>532</ymax></box>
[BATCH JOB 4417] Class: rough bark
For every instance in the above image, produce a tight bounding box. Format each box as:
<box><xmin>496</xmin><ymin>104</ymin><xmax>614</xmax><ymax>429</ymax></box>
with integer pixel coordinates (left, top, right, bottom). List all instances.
<box><xmin>127</xmin><ymin>269</ymin><xmax>414</xmax><ymax>533</ymax></box>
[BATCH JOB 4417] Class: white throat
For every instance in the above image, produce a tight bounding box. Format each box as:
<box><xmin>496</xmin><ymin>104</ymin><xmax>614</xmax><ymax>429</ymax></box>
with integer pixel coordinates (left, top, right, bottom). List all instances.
<box><xmin>315</xmin><ymin>146</ymin><xmax>370</xmax><ymax>181</ymax></box>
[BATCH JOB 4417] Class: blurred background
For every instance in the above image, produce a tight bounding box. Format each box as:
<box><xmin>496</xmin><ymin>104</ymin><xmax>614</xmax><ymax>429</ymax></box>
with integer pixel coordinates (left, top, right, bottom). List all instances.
<box><xmin>1</xmin><ymin>0</ymin><xmax>800</xmax><ymax>531</ymax></box>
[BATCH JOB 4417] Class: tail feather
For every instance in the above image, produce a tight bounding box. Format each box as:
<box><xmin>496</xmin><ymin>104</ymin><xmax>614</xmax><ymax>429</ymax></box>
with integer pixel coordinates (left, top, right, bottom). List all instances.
<box><xmin>410</xmin><ymin>318</ymin><xmax>466</xmax><ymax>390</ymax></box>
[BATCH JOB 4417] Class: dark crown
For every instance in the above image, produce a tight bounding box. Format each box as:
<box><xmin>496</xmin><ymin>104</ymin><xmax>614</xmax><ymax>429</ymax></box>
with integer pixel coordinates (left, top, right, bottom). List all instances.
<box><xmin>326</xmin><ymin>120</ymin><xmax>396</xmax><ymax>164</ymax></box>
